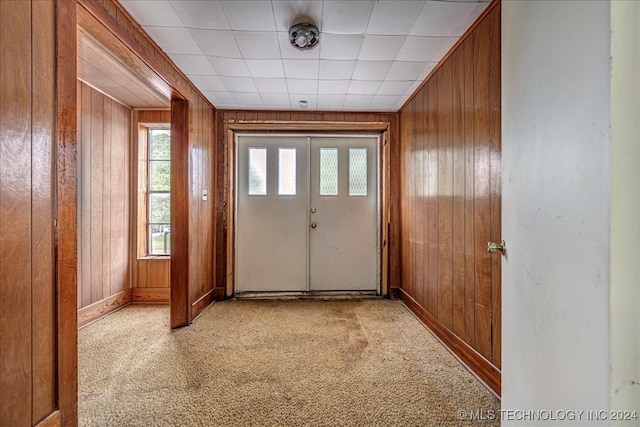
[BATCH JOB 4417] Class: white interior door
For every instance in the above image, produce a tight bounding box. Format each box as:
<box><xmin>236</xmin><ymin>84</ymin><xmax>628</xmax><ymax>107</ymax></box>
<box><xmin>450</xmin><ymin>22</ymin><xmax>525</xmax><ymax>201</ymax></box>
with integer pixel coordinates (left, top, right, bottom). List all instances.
<box><xmin>236</xmin><ymin>136</ymin><xmax>308</xmax><ymax>292</ymax></box>
<box><xmin>236</xmin><ymin>135</ymin><xmax>378</xmax><ymax>293</ymax></box>
<box><xmin>309</xmin><ymin>137</ymin><xmax>378</xmax><ymax>291</ymax></box>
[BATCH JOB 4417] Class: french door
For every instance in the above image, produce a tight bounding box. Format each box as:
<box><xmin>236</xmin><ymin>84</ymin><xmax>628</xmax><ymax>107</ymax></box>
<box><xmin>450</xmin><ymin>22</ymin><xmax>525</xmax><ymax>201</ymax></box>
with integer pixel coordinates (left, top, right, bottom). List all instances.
<box><xmin>236</xmin><ymin>135</ymin><xmax>379</xmax><ymax>293</ymax></box>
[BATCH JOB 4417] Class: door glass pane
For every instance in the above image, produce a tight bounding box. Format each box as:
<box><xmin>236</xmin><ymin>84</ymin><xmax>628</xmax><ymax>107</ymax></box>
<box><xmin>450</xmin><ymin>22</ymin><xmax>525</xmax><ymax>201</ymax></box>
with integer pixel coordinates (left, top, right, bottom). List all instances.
<box><xmin>349</xmin><ymin>148</ymin><xmax>367</xmax><ymax>196</ymax></box>
<box><xmin>278</xmin><ymin>148</ymin><xmax>296</xmax><ymax>195</ymax></box>
<box><xmin>319</xmin><ymin>148</ymin><xmax>338</xmax><ymax>196</ymax></box>
<box><xmin>248</xmin><ymin>147</ymin><xmax>267</xmax><ymax>195</ymax></box>
<box><xmin>149</xmin><ymin>193</ymin><xmax>170</xmax><ymax>223</ymax></box>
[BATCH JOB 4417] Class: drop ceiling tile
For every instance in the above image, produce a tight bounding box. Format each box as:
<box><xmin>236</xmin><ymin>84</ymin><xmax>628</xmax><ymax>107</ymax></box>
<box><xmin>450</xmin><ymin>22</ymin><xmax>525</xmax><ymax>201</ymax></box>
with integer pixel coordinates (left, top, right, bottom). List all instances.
<box><xmin>386</xmin><ymin>61</ymin><xmax>429</xmax><ymax>81</ymax></box>
<box><xmin>319</xmin><ymin>34</ymin><xmax>363</xmax><ymax>60</ymax></box>
<box><xmin>396</xmin><ymin>36</ymin><xmax>450</xmax><ymax>62</ymax></box>
<box><xmin>370</xmin><ymin>95</ymin><xmax>402</xmax><ymax>108</ymax></box>
<box><xmin>318</xmin><ymin>60</ymin><xmax>356</xmax><ymax>80</ymax></box>
<box><xmin>283</xmin><ymin>59</ymin><xmax>319</xmax><ymax>79</ymax></box>
<box><xmin>234</xmin><ymin>32</ymin><xmax>281</xmax><ymax>59</ymax></box>
<box><xmin>220</xmin><ymin>1</ymin><xmax>276</xmax><ymax>31</ymax></box>
<box><xmin>317</xmin><ymin>94</ymin><xmax>346</xmax><ymax>107</ymax></box>
<box><xmin>405</xmin><ymin>81</ymin><xmax>423</xmax><ymax>96</ymax></box>
<box><xmin>287</xmin><ymin>79</ymin><xmax>318</xmax><ymax>95</ymax></box>
<box><xmin>366</xmin><ymin>1</ymin><xmax>426</xmax><ymax>36</ymax></box>
<box><xmin>278</xmin><ymin>32</ymin><xmax>320</xmax><ymax>59</ymax></box>
<box><xmin>144</xmin><ymin>27</ymin><xmax>202</xmax><ymax>55</ymax></box>
<box><xmin>188</xmin><ymin>75</ymin><xmax>227</xmax><ymax>91</ymax></box>
<box><xmin>318</xmin><ymin>79</ymin><xmax>350</xmax><ymax>95</ymax></box>
<box><xmin>377</xmin><ymin>80</ymin><xmax>414</xmax><ymax>95</ymax></box>
<box><xmin>322</xmin><ymin>1</ymin><xmax>374</xmax><ymax>35</ymax></box>
<box><xmin>410</xmin><ymin>1</ymin><xmax>476</xmax><ymax>37</ymax></box>
<box><xmin>418</xmin><ymin>62</ymin><xmax>438</xmax><ymax>80</ymax></box>
<box><xmin>344</xmin><ymin>94</ymin><xmax>373</xmax><ymax>108</ymax></box>
<box><xmin>254</xmin><ymin>78</ymin><xmax>288</xmax><ymax>94</ymax></box>
<box><xmin>352</xmin><ymin>61</ymin><xmax>393</xmax><ymax>81</ymax></box>
<box><xmin>207</xmin><ymin>57</ymin><xmax>250</xmax><ymax>77</ymax></box>
<box><xmin>221</xmin><ymin>76</ymin><xmax>258</xmax><ymax>92</ymax></box>
<box><xmin>202</xmin><ymin>91</ymin><xmax>235</xmax><ymax>104</ymax></box>
<box><xmin>272</xmin><ymin>1</ymin><xmax>323</xmax><ymax>32</ymax></box>
<box><xmin>231</xmin><ymin>92</ymin><xmax>264</xmax><ymax>105</ymax></box>
<box><xmin>170</xmin><ymin>1</ymin><xmax>229</xmax><ymax>30</ymax></box>
<box><xmin>453</xmin><ymin>4</ymin><xmax>489</xmax><ymax>37</ymax></box>
<box><xmin>260</xmin><ymin>93</ymin><xmax>291</xmax><ymax>106</ymax></box>
<box><xmin>190</xmin><ymin>29</ymin><xmax>241</xmax><ymax>57</ymax></box>
<box><xmin>358</xmin><ymin>36</ymin><xmax>406</xmax><ymax>61</ymax></box>
<box><xmin>170</xmin><ymin>54</ymin><xmax>216</xmax><ymax>75</ymax></box>
<box><xmin>347</xmin><ymin>80</ymin><xmax>382</xmax><ymax>95</ymax></box>
<box><xmin>245</xmin><ymin>59</ymin><xmax>285</xmax><ymax>78</ymax></box>
<box><xmin>437</xmin><ymin>37</ymin><xmax>459</xmax><ymax>59</ymax></box>
<box><xmin>120</xmin><ymin>1</ymin><xmax>181</xmax><ymax>27</ymax></box>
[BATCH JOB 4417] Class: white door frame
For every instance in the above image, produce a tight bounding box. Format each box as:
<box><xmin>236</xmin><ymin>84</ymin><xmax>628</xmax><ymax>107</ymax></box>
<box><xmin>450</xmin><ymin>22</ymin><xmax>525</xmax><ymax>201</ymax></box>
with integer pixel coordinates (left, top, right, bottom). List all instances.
<box><xmin>225</xmin><ymin>121</ymin><xmax>391</xmax><ymax>298</ymax></box>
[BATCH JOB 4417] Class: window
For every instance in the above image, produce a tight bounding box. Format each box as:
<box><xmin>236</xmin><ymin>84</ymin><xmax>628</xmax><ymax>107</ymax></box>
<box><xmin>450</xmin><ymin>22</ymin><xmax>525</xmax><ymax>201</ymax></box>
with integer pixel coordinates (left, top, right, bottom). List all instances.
<box><xmin>148</xmin><ymin>129</ymin><xmax>171</xmax><ymax>255</ymax></box>
<box><xmin>248</xmin><ymin>147</ymin><xmax>267</xmax><ymax>195</ymax></box>
<box><xmin>349</xmin><ymin>148</ymin><xmax>367</xmax><ymax>196</ymax></box>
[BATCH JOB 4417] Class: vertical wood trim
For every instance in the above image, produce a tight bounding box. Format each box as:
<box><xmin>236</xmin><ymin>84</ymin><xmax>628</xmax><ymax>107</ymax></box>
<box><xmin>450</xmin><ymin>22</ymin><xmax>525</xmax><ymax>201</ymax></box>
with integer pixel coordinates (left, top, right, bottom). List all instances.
<box><xmin>32</xmin><ymin>0</ymin><xmax>57</xmax><ymax>421</ymax></box>
<box><xmin>56</xmin><ymin>0</ymin><xmax>79</xmax><ymax>423</ymax></box>
<box><xmin>170</xmin><ymin>99</ymin><xmax>190</xmax><ymax>328</ymax></box>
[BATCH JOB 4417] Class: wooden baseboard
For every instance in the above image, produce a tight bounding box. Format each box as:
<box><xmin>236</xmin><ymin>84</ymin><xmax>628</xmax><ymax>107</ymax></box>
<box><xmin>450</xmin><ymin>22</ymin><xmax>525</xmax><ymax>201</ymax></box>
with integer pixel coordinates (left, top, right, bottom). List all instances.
<box><xmin>191</xmin><ymin>288</ymin><xmax>216</xmax><ymax>320</ymax></box>
<box><xmin>36</xmin><ymin>410</ymin><xmax>59</xmax><ymax>427</ymax></box>
<box><xmin>399</xmin><ymin>289</ymin><xmax>501</xmax><ymax>397</ymax></box>
<box><xmin>131</xmin><ymin>287</ymin><xmax>170</xmax><ymax>303</ymax></box>
<box><xmin>78</xmin><ymin>290</ymin><xmax>131</xmax><ymax>328</ymax></box>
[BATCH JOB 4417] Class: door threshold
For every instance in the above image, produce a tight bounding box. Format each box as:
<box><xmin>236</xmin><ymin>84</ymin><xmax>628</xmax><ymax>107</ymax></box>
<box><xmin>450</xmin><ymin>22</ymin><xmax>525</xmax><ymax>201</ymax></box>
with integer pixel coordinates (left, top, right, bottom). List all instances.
<box><xmin>233</xmin><ymin>290</ymin><xmax>380</xmax><ymax>301</ymax></box>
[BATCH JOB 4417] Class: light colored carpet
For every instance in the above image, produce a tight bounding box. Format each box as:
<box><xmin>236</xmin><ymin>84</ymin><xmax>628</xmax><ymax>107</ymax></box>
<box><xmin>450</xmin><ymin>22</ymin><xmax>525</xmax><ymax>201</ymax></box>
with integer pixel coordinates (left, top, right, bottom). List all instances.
<box><xmin>79</xmin><ymin>299</ymin><xmax>500</xmax><ymax>426</ymax></box>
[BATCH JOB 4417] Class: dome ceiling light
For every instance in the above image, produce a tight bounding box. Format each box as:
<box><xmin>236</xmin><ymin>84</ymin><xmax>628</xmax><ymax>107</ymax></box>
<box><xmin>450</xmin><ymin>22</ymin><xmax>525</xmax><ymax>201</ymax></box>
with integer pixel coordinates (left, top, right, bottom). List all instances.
<box><xmin>289</xmin><ymin>23</ymin><xmax>319</xmax><ymax>50</ymax></box>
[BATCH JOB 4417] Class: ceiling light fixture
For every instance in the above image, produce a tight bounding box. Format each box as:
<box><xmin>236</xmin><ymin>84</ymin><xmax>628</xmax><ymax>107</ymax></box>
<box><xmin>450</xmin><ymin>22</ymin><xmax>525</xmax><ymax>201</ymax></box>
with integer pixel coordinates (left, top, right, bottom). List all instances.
<box><xmin>289</xmin><ymin>23</ymin><xmax>319</xmax><ymax>50</ymax></box>
<box><xmin>299</xmin><ymin>100</ymin><xmax>308</xmax><ymax>108</ymax></box>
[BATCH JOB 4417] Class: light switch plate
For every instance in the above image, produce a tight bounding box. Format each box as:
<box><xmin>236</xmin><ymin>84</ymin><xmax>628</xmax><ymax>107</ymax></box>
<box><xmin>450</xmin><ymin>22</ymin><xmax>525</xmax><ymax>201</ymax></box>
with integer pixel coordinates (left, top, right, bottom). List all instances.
<box><xmin>202</xmin><ymin>189</ymin><xmax>208</xmax><ymax>201</ymax></box>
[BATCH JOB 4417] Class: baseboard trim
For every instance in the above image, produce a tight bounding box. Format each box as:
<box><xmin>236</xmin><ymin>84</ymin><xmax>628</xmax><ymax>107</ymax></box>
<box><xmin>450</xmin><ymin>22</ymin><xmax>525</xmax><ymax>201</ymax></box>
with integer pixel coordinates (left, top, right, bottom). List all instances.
<box><xmin>191</xmin><ymin>288</ymin><xmax>216</xmax><ymax>320</ymax></box>
<box><xmin>78</xmin><ymin>290</ymin><xmax>131</xmax><ymax>328</ymax></box>
<box><xmin>131</xmin><ymin>287</ymin><xmax>170</xmax><ymax>303</ymax></box>
<box><xmin>399</xmin><ymin>288</ymin><xmax>501</xmax><ymax>397</ymax></box>
<box><xmin>36</xmin><ymin>410</ymin><xmax>59</xmax><ymax>427</ymax></box>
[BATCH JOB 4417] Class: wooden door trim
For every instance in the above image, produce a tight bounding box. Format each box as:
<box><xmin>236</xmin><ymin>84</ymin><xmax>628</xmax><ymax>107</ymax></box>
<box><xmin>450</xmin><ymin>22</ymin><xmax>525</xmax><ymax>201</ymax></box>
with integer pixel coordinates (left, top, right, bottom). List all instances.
<box><xmin>225</xmin><ymin>121</ymin><xmax>391</xmax><ymax>298</ymax></box>
<box><xmin>56</xmin><ymin>0</ymin><xmax>79</xmax><ymax>424</ymax></box>
<box><xmin>170</xmin><ymin>99</ymin><xmax>190</xmax><ymax>328</ymax></box>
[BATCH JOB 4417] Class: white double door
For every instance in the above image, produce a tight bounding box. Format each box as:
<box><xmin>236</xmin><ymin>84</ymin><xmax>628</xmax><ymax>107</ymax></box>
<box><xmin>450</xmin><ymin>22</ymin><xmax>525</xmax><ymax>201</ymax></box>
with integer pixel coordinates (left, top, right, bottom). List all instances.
<box><xmin>236</xmin><ymin>135</ymin><xmax>378</xmax><ymax>293</ymax></box>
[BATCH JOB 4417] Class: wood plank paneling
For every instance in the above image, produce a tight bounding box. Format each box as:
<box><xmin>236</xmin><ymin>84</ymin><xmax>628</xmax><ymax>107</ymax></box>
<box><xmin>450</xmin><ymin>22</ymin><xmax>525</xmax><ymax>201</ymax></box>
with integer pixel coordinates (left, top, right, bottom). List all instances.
<box><xmin>0</xmin><ymin>0</ymin><xmax>77</xmax><ymax>424</ymax></box>
<box><xmin>77</xmin><ymin>81</ymin><xmax>132</xmax><ymax>310</ymax></box>
<box><xmin>0</xmin><ymin>1</ymin><xmax>34</xmax><ymax>423</ymax></box>
<box><xmin>398</xmin><ymin>1</ymin><xmax>501</xmax><ymax>395</ymax></box>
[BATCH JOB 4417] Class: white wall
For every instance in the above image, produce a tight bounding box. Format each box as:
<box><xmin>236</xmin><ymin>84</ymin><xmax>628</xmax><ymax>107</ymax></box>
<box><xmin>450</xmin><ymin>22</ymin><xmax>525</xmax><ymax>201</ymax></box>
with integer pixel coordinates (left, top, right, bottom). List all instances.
<box><xmin>502</xmin><ymin>2</ymin><xmax>611</xmax><ymax>425</ymax></box>
<box><xmin>610</xmin><ymin>1</ymin><xmax>640</xmax><ymax>420</ymax></box>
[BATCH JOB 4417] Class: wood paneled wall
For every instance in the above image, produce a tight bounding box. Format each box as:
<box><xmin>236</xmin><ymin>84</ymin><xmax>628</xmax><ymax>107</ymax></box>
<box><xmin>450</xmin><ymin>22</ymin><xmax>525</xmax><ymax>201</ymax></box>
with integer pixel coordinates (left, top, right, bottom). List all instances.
<box><xmin>398</xmin><ymin>3</ymin><xmax>501</xmax><ymax>394</ymax></box>
<box><xmin>216</xmin><ymin>110</ymin><xmax>401</xmax><ymax>294</ymax></box>
<box><xmin>77</xmin><ymin>81</ymin><xmax>131</xmax><ymax>318</ymax></box>
<box><xmin>1</xmin><ymin>0</ymin><xmax>77</xmax><ymax>424</ymax></box>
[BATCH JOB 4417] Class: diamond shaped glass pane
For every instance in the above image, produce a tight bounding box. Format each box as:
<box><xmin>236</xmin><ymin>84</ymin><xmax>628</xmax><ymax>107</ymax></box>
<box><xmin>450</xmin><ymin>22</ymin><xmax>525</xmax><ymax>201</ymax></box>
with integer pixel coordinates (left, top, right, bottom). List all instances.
<box><xmin>278</xmin><ymin>148</ymin><xmax>296</xmax><ymax>195</ymax></box>
<box><xmin>248</xmin><ymin>148</ymin><xmax>267</xmax><ymax>195</ymax></box>
<box><xmin>320</xmin><ymin>148</ymin><xmax>338</xmax><ymax>196</ymax></box>
<box><xmin>349</xmin><ymin>148</ymin><xmax>367</xmax><ymax>196</ymax></box>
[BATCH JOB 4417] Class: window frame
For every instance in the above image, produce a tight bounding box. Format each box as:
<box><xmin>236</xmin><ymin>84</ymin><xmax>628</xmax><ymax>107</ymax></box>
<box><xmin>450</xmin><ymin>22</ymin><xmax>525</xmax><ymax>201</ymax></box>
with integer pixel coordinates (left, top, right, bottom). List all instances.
<box><xmin>147</xmin><ymin>128</ymin><xmax>171</xmax><ymax>255</ymax></box>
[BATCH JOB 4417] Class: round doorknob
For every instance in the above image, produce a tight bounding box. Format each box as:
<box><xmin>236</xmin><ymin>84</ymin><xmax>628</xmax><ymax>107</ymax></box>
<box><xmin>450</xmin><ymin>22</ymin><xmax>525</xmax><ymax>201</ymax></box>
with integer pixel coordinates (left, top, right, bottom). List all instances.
<box><xmin>311</xmin><ymin>223</ymin><xmax>317</xmax><ymax>229</ymax></box>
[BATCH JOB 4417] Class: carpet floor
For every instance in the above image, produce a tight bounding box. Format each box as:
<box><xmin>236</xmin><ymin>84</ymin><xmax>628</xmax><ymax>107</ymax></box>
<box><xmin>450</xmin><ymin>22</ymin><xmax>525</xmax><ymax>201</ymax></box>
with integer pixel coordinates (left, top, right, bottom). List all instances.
<box><xmin>79</xmin><ymin>299</ymin><xmax>500</xmax><ymax>426</ymax></box>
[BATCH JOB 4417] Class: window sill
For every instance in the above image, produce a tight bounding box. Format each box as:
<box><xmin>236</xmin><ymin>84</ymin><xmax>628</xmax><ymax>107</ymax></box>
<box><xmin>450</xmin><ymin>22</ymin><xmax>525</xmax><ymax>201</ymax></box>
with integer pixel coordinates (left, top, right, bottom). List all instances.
<box><xmin>138</xmin><ymin>255</ymin><xmax>171</xmax><ymax>260</ymax></box>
